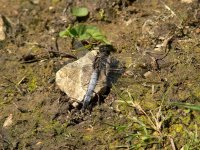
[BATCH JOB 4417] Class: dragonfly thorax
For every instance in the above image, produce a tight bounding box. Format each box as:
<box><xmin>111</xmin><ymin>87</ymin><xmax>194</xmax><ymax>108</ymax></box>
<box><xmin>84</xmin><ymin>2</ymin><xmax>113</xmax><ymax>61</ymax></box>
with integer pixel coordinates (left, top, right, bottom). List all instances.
<box><xmin>99</xmin><ymin>45</ymin><xmax>114</xmax><ymax>56</ymax></box>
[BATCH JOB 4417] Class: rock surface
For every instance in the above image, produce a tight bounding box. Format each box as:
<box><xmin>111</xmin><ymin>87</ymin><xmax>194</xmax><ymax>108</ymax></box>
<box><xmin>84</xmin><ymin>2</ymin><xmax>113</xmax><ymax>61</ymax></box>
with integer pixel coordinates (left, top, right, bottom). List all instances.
<box><xmin>56</xmin><ymin>50</ymin><xmax>108</xmax><ymax>103</ymax></box>
<box><xmin>0</xmin><ymin>15</ymin><xmax>6</xmax><ymax>41</ymax></box>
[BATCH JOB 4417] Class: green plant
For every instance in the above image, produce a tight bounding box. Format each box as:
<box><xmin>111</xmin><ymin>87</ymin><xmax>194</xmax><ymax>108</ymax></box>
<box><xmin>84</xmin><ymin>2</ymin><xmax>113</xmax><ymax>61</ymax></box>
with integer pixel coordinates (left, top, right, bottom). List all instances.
<box><xmin>59</xmin><ymin>24</ymin><xmax>110</xmax><ymax>45</ymax></box>
<box><xmin>113</xmin><ymin>89</ymin><xmax>170</xmax><ymax>149</ymax></box>
<box><xmin>181</xmin><ymin>125</ymin><xmax>200</xmax><ymax>150</ymax></box>
<box><xmin>71</xmin><ymin>7</ymin><xmax>89</xmax><ymax>17</ymax></box>
<box><xmin>28</xmin><ymin>77</ymin><xmax>37</xmax><ymax>92</ymax></box>
<box><xmin>99</xmin><ymin>9</ymin><xmax>106</xmax><ymax>21</ymax></box>
<box><xmin>171</xmin><ymin>102</ymin><xmax>200</xmax><ymax>111</ymax></box>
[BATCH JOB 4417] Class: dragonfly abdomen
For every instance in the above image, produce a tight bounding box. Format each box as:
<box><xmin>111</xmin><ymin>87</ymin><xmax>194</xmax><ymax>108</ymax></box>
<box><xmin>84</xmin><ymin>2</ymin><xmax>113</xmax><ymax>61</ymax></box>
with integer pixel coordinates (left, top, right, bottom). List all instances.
<box><xmin>83</xmin><ymin>69</ymin><xmax>100</xmax><ymax>109</ymax></box>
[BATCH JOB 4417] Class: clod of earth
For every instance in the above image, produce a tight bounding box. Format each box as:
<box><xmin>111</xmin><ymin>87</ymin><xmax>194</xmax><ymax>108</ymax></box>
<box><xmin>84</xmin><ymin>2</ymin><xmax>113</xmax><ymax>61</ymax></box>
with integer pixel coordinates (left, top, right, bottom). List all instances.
<box><xmin>56</xmin><ymin>50</ymin><xmax>108</xmax><ymax>104</ymax></box>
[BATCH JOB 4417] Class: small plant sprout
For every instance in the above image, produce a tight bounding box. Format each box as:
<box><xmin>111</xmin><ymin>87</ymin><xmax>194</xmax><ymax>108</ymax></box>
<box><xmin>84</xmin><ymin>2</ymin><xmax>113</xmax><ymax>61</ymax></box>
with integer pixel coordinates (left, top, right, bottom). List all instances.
<box><xmin>115</xmin><ymin>89</ymin><xmax>178</xmax><ymax>148</ymax></box>
<box><xmin>59</xmin><ymin>24</ymin><xmax>111</xmax><ymax>46</ymax></box>
<box><xmin>99</xmin><ymin>9</ymin><xmax>106</xmax><ymax>21</ymax></box>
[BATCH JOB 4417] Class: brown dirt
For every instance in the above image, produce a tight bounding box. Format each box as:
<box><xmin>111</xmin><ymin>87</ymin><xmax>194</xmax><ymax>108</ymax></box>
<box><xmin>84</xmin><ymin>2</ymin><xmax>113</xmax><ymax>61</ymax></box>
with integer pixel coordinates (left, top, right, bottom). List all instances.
<box><xmin>0</xmin><ymin>0</ymin><xmax>200</xmax><ymax>149</ymax></box>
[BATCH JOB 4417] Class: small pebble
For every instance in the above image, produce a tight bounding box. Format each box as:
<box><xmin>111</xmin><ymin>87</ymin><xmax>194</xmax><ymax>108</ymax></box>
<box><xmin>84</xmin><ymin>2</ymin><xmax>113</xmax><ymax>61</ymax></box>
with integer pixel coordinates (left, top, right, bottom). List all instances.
<box><xmin>144</xmin><ymin>71</ymin><xmax>153</xmax><ymax>78</ymax></box>
<box><xmin>72</xmin><ymin>102</ymin><xmax>79</xmax><ymax>108</ymax></box>
<box><xmin>31</xmin><ymin>0</ymin><xmax>40</xmax><ymax>4</ymax></box>
<box><xmin>0</xmin><ymin>15</ymin><xmax>6</xmax><ymax>41</ymax></box>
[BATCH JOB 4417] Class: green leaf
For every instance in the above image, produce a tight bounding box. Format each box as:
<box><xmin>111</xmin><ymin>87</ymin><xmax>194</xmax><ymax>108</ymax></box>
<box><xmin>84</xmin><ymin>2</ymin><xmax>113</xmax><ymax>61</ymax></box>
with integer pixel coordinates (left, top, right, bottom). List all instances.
<box><xmin>84</xmin><ymin>25</ymin><xmax>111</xmax><ymax>44</ymax></box>
<box><xmin>59</xmin><ymin>29</ymin><xmax>69</xmax><ymax>37</ymax></box>
<box><xmin>59</xmin><ymin>25</ymin><xmax>76</xmax><ymax>38</ymax></box>
<box><xmin>114</xmin><ymin>125</ymin><xmax>128</xmax><ymax>132</ymax></box>
<box><xmin>59</xmin><ymin>24</ymin><xmax>110</xmax><ymax>45</ymax></box>
<box><xmin>71</xmin><ymin>7</ymin><xmax>89</xmax><ymax>17</ymax></box>
<box><xmin>172</xmin><ymin>102</ymin><xmax>200</xmax><ymax>111</ymax></box>
<box><xmin>79</xmin><ymin>33</ymin><xmax>91</xmax><ymax>40</ymax></box>
<box><xmin>74</xmin><ymin>24</ymin><xmax>87</xmax><ymax>36</ymax></box>
<box><xmin>59</xmin><ymin>25</ymin><xmax>78</xmax><ymax>38</ymax></box>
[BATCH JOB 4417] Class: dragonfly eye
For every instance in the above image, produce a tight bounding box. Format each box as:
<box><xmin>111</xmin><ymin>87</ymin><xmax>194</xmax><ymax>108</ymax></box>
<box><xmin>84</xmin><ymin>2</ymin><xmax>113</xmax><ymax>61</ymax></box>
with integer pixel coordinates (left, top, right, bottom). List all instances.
<box><xmin>99</xmin><ymin>45</ymin><xmax>114</xmax><ymax>55</ymax></box>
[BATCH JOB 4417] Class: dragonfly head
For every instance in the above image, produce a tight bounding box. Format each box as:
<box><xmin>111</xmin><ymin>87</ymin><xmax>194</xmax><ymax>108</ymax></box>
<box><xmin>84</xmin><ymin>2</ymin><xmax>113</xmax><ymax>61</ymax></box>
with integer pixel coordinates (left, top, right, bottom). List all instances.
<box><xmin>99</xmin><ymin>45</ymin><xmax>115</xmax><ymax>55</ymax></box>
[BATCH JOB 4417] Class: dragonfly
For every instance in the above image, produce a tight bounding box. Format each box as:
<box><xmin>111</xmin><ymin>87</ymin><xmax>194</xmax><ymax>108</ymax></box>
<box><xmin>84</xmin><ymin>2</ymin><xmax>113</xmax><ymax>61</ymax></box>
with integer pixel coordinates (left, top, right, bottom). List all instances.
<box><xmin>82</xmin><ymin>44</ymin><xmax>114</xmax><ymax>110</ymax></box>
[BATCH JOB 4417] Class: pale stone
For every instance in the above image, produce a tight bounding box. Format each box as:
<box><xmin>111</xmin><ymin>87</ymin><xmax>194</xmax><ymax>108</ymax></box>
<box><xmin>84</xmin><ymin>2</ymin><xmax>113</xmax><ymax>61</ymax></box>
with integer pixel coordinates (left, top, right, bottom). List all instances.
<box><xmin>3</xmin><ymin>114</ymin><xmax>13</xmax><ymax>128</ymax></box>
<box><xmin>144</xmin><ymin>71</ymin><xmax>153</xmax><ymax>78</ymax></box>
<box><xmin>56</xmin><ymin>50</ymin><xmax>107</xmax><ymax>102</ymax></box>
<box><xmin>31</xmin><ymin>0</ymin><xmax>40</xmax><ymax>4</ymax></box>
<box><xmin>72</xmin><ymin>102</ymin><xmax>79</xmax><ymax>107</ymax></box>
<box><xmin>181</xmin><ymin>0</ymin><xmax>193</xmax><ymax>3</ymax></box>
<box><xmin>0</xmin><ymin>15</ymin><xmax>6</xmax><ymax>41</ymax></box>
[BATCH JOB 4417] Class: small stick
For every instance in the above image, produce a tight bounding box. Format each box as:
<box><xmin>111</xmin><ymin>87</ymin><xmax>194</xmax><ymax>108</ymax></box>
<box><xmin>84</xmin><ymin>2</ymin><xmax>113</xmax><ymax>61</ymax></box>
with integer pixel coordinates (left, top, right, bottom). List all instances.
<box><xmin>169</xmin><ymin>137</ymin><xmax>176</xmax><ymax>150</ymax></box>
<box><xmin>17</xmin><ymin>76</ymin><xmax>26</xmax><ymax>85</ymax></box>
<box><xmin>161</xmin><ymin>1</ymin><xmax>176</xmax><ymax>17</ymax></box>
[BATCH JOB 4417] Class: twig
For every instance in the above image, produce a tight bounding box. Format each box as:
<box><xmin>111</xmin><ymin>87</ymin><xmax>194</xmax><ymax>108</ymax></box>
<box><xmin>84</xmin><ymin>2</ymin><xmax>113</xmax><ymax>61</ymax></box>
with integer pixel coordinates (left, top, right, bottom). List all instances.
<box><xmin>161</xmin><ymin>1</ymin><xmax>176</xmax><ymax>17</ymax></box>
<box><xmin>17</xmin><ymin>76</ymin><xmax>26</xmax><ymax>85</ymax></box>
<box><xmin>3</xmin><ymin>76</ymin><xmax>23</xmax><ymax>94</ymax></box>
<box><xmin>146</xmin><ymin>35</ymin><xmax>174</xmax><ymax>60</ymax></box>
<box><xmin>169</xmin><ymin>137</ymin><xmax>176</xmax><ymax>150</ymax></box>
<box><xmin>13</xmin><ymin>102</ymin><xmax>30</xmax><ymax>113</ymax></box>
<box><xmin>48</xmin><ymin>50</ymin><xmax>77</xmax><ymax>59</ymax></box>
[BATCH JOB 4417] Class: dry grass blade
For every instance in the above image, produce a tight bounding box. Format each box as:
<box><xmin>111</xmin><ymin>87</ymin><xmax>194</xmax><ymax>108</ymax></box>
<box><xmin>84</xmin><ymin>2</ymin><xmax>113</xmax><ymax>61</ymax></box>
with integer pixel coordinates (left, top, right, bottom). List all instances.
<box><xmin>169</xmin><ymin>137</ymin><xmax>177</xmax><ymax>150</ymax></box>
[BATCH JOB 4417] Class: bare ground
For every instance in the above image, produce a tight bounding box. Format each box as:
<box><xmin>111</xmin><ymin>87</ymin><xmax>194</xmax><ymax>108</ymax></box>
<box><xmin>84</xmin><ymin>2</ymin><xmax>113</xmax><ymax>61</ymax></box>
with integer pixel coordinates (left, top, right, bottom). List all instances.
<box><xmin>0</xmin><ymin>0</ymin><xmax>200</xmax><ymax>149</ymax></box>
